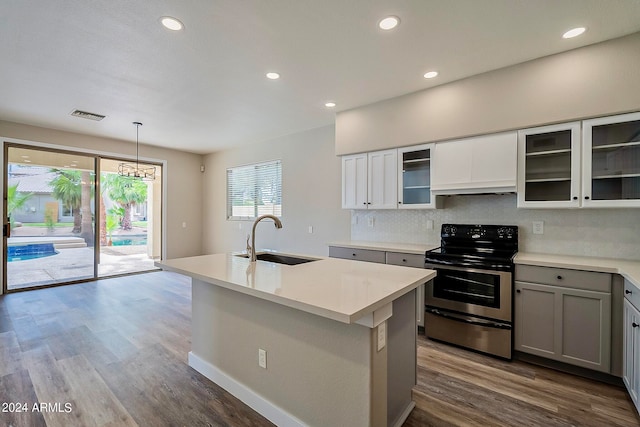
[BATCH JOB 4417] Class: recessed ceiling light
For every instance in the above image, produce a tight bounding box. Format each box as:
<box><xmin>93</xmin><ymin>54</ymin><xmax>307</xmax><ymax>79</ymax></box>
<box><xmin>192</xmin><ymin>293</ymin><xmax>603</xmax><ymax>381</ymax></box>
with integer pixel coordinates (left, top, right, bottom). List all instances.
<box><xmin>266</xmin><ymin>72</ymin><xmax>280</xmax><ymax>80</ymax></box>
<box><xmin>325</xmin><ymin>102</ymin><xmax>336</xmax><ymax>108</ymax></box>
<box><xmin>379</xmin><ymin>16</ymin><xmax>400</xmax><ymax>30</ymax></box>
<box><xmin>423</xmin><ymin>71</ymin><xmax>439</xmax><ymax>79</ymax></box>
<box><xmin>562</xmin><ymin>27</ymin><xmax>586</xmax><ymax>39</ymax></box>
<box><xmin>161</xmin><ymin>16</ymin><xmax>184</xmax><ymax>31</ymax></box>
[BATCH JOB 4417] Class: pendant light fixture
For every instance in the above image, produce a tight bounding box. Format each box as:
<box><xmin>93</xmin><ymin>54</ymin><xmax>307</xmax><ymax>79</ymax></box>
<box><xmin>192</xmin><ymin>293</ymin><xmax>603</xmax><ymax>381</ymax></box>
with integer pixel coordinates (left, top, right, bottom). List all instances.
<box><xmin>118</xmin><ymin>121</ymin><xmax>156</xmax><ymax>180</ymax></box>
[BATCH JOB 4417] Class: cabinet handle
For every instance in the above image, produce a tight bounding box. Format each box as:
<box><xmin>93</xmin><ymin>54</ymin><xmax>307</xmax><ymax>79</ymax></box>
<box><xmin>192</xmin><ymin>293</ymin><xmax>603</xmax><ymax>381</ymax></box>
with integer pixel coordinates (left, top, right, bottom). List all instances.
<box><xmin>626</xmin><ymin>290</ymin><xmax>633</xmax><ymax>295</ymax></box>
<box><xmin>572</xmin><ymin>196</ymin><xmax>578</xmax><ymax>200</ymax></box>
<box><xmin>633</xmin><ymin>323</ymin><xmax>639</xmax><ymax>328</ymax></box>
<box><xmin>584</xmin><ymin>196</ymin><xmax>590</xmax><ymax>200</ymax></box>
<box><xmin>402</xmin><ymin>259</ymin><xmax>407</xmax><ymax>263</ymax></box>
<box><xmin>557</xmin><ymin>275</ymin><xmax>563</xmax><ymax>280</ymax></box>
<box><xmin>352</xmin><ymin>253</ymin><xmax>357</xmax><ymax>257</ymax></box>
<box><xmin>516</xmin><ymin>289</ymin><xmax>521</xmax><ymax>293</ymax></box>
<box><xmin>398</xmin><ymin>201</ymin><xmax>402</xmax><ymax>204</ymax></box>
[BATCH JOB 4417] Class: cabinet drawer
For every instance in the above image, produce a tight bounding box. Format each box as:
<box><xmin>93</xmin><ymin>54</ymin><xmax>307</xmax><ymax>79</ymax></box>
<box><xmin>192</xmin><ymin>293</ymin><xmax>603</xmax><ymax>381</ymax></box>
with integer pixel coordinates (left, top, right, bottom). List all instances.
<box><xmin>328</xmin><ymin>246</ymin><xmax>386</xmax><ymax>263</ymax></box>
<box><xmin>386</xmin><ymin>252</ymin><xmax>425</xmax><ymax>268</ymax></box>
<box><xmin>624</xmin><ymin>279</ymin><xmax>640</xmax><ymax>310</ymax></box>
<box><xmin>515</xmin><ymin>265</ymin><xmax>611</xmax><ymax>293</ymax></box>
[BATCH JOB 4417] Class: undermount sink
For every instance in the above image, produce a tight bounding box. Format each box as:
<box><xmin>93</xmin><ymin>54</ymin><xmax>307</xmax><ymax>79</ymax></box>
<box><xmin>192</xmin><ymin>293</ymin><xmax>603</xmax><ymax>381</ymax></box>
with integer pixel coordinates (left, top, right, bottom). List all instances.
<box><xmin>235</xmin><ymin>253</ymin><xmax>319</xmax><ymax>266</ymax></box>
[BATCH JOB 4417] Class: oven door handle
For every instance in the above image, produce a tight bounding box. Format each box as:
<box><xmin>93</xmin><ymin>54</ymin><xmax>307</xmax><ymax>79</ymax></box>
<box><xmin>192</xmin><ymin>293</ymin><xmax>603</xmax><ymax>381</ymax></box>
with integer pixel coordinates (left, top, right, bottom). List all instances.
<box><xmin>426</xmin><ymin>307</ymin><xmax>511</xmax><ymax>330</ymax></box>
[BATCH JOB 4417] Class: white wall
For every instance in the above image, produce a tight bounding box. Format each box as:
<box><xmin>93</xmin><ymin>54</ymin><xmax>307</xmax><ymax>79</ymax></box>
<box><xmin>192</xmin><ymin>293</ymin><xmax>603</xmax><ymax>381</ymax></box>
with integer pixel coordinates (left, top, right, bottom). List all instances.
<box><xmin>202</xmin><ymin>125</ymin><xmax>350</xmax><ymax>256</ymax></box>
<box><xmin>351</xmin><ymin>195</ymin><xmax>640</xmax><ymax>260</ymax></box>
<box><xmin>336</xmin><ymin>32</ymin><xmax>640</xmax><ymax>155</ymax></box>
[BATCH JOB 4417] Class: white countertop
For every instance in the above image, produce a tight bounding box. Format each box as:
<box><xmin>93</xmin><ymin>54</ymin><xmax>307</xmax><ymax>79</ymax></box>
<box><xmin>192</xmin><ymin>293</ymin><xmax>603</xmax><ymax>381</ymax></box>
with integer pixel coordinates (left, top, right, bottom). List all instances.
<box><xmin>156</xmin><ymin>253</ymin><xmax>435</xmax><ymax>325</ymax></box>
<box><xmin>329</xmin><ymin>240</ymin><xmax>439</xmax><ymax>255</ymax></box>
<box><xmin>515</xmin><ymin>252</ymin><xmax>640</xmax><ymax>288</ymax></box>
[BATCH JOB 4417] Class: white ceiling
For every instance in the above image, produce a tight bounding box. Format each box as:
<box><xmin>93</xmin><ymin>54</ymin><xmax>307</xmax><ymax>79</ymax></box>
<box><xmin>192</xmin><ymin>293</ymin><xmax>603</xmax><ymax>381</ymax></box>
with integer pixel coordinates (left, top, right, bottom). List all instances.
<box><xmin>2</xmin><ymin>1</ymin><xmax>640</xmax><ymax>155</ymax></box>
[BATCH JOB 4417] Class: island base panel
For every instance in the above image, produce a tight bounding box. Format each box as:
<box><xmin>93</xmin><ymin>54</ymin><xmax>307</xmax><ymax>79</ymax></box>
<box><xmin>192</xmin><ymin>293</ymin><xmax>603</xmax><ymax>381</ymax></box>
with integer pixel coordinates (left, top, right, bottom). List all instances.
<box><xmin>191</xmin><ymin>279</ymin><xmax>383</xmax><ymax>426</ymax></box>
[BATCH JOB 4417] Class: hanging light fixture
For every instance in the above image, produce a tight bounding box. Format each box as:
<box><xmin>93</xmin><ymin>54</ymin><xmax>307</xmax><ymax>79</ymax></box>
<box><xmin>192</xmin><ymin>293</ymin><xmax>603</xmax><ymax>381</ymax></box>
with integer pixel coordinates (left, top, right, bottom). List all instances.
<box><xmin>118</xmin><ymin>121</ymin><xmax>156</xmax><ymax>180</ymax></box>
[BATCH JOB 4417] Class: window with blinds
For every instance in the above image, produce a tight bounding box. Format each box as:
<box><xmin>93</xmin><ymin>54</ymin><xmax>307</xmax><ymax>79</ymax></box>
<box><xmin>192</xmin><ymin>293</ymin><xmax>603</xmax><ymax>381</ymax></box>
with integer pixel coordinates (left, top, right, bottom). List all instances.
<box><xmin>227</xmin><ymin>160</ymin><xmax>282</xmax><ymax>219</ymax></box>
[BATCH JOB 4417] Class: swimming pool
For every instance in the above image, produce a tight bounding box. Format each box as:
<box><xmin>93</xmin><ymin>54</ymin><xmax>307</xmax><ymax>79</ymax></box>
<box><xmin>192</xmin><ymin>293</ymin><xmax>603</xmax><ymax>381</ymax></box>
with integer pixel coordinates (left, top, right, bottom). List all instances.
<box><xmin>111</xmin><ymin>235</ymin><xmax>147</xmax><ymax>246</ymax></box>
<box><xmin>8</xmin><ymin>243</ymin><xmax>59</xmax><ymax>262</ymax></box>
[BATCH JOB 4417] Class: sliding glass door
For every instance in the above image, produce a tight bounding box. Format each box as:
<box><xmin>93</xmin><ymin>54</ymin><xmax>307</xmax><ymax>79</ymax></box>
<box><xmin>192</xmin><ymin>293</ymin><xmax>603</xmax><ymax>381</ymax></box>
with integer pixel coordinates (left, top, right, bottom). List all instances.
<box><xmin>3</xmin><ymin>143</ymin><xmax>163</xmax><ymax>292</ymax></box>
<box><xmin>4</xmin><ymin>145</ymin><xmax>96</xmax><ymax>290</ymax></box>
<box><xmin>97</xmin><ymin>158</ymin><xmax>161</xmax><ymax>277</ymax></box>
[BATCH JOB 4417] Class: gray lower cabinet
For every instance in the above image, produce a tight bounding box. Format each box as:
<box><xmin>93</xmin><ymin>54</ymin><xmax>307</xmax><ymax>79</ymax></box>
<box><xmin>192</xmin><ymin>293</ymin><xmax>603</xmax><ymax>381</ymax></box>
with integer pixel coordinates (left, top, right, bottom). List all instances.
<box><xmin>623</xmin><ymin>280</ymin><xmax>640</xmax><ymax>414</ymax></box>
<box><xmin>329</xmin><ymin>246</ymin><xmax>427</xmax><ymax>328</ymax></box>
<box><xmin>328</xmin><ymin>246</ymin><xmax>386</xmax><ymax>263</ymax></box>
<box><xmin>385</xmin><ymin>252</ymin><xmax>426</xmax><ymax>328</ymax></box>
<box><xmin>515</xmin><ymin>266</ymin><xmax>612</xmax><ymax>373</ymax></box>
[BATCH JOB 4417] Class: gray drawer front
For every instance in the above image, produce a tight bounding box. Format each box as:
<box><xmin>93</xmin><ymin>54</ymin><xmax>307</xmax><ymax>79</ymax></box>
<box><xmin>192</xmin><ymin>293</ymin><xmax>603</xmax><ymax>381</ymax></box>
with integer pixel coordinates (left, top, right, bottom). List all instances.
<box><xmin>515</xmin><ymin>265</ymin><xmax>611</xmax><ymax>292</ymax></box>
<box><xmin>328</xmin><ymin>246</ymin><xmax>386</xmax><ymax>263</ymax></box>
<box><xmin>624</xmin><ymin>279</ymin><xmax>640</xmax><ymax>310</ymax></box>
<box><xmin>386</xmin><ymin>252</ymin><xmax>425</xmax><ymax>268</ymax></box>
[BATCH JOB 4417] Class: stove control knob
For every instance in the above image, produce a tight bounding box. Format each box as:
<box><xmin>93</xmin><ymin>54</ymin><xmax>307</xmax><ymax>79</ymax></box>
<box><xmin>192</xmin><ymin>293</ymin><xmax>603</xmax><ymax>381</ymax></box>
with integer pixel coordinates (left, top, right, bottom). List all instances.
<box><xmin>443</xmin><ymin>226</ymin><xmax>450</xmax><ymax>235</ymax></box>
<box><xmin>450</xmin><ymin>226</ymin><xmax>457</xmax><ymax>234</ymax></box>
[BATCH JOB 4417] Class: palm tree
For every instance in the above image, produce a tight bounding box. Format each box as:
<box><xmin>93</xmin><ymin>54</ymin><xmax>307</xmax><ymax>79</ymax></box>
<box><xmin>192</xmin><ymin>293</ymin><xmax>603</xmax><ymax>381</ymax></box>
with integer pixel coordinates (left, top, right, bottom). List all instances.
<box><xmin>7</xmin><ymin>183</ymin><xmax>33</xmax><ymax>228</ymax></box>
<box><xmin>102</xmin><ymin>174</ymin><xmax>147</xmax><ymax>230</ymax></box>
<box><xmin>79</xmin><ymin>171</ymin><xmax>94</xmax><ymax>246</ymax></box>
<box><xmin>49</xmin><ymin>170</ymin><xmax>82</xmax><ymax>233</ymax></box>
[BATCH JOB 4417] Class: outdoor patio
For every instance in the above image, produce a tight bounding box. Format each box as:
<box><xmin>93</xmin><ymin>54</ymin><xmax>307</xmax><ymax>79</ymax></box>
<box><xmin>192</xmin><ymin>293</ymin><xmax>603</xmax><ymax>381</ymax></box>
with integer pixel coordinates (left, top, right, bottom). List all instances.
<box><xmin>7</xmin><ymin>226</ymin><xmax>157</xmax><ymax>290</ymax></box>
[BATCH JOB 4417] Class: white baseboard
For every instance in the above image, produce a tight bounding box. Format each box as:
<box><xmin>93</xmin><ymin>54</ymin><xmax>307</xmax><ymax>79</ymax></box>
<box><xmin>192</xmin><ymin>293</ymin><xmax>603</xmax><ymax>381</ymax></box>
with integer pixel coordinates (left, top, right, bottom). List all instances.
<box><xmin>391</xmin><ymin>401</ymin><xmax>415</xmax><ymax>427</ymax></box>
<box><xmin>188</xmin><ymin>351</ymin><xmax>306</xmax><ymax>427</ymax></box>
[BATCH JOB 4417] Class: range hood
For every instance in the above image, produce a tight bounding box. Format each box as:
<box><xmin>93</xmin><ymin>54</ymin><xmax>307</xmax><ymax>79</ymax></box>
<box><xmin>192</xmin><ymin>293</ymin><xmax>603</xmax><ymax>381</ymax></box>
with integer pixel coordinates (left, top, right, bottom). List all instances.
<box><xmin>431</xmin><ymin>180</ymin><xmax>517</xmax><ymax>196</ymax></box>
<box><xmin>431</xmin><ymin>131</ymin><xmax>518</xmax><ymax>196</ymax></box>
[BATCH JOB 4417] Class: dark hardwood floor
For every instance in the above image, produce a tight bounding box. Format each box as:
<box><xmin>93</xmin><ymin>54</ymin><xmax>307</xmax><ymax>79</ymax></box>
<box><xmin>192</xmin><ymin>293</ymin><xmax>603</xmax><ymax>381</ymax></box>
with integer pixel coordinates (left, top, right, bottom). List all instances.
<box><xmin>1</xmin><ymin>271</ymin><xmax>639</xmax><ymax>427</ymax></box>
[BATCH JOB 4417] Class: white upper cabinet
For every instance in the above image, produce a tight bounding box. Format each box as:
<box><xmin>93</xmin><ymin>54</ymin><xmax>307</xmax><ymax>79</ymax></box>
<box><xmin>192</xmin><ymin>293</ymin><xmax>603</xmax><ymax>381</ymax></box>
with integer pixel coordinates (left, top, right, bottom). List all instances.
<box><xmin>368</xmin><ymin>149</ymin><xmax>398</xmax><ymax>209</ymax></box>
<box><xmin>518</xmin><ymin>112</ymin><xmax>640</xmax><ymax>208</ymax></box>
<box><xmin>582</xmin><ymin>111</ymin><xmax>640</xmax><ymax>208</ymax></box>
<box><xmin>397</xmin><ymin>144</ymin><xmax>439</xmax><ymax>209</ymax></box>
<box><xmin>432</xmin><ymin>132</ymin><xmax>518</xmax><ymax>195</ymax></box>
<box><xmin>342</xmin><ymin>150</ymin><xmax>397</xmax><ymax>209</ymax></box>
<box><xmin>342</xmin><ymin>154</ymin><xmax>368</xmax><ymax>209</ymax></box>
<box><xmin>517</xmin><ymin>122</ymin><xmax>582</xmax><ymax>208</ymax></box>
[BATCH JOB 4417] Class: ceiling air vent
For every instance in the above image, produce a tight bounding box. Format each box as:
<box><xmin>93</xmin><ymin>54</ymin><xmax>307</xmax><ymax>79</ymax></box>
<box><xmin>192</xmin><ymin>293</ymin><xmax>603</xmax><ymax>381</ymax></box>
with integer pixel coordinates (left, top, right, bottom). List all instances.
<box><xmin>70</xmin><ymin>109</ymin><xmax>106</xmax><ymax>121</ymax></box>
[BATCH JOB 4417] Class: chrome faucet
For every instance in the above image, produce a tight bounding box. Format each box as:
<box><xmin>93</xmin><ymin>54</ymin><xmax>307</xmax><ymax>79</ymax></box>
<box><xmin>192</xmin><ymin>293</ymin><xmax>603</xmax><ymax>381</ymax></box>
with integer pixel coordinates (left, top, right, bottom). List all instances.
<box><xmin>247</xmin><ymin>214</ymin><xmax>283</xmax><ymax>262</ymax></box>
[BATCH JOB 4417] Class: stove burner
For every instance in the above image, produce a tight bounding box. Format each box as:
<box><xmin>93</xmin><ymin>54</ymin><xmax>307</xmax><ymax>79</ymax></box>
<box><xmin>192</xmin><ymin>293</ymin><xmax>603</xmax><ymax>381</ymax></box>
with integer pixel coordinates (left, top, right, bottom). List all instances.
<box><xmin>425</xmin><ymin>224</ymin><xmax>518</xmax><ymax>271</ymax></box>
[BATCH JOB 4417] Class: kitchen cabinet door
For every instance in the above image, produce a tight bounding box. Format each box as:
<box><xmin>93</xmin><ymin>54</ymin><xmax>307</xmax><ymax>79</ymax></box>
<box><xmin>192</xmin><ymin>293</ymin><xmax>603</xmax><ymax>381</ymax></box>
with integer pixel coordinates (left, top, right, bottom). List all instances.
<box><xmin>515</xmin><ymin>282</ymin><xmax>557</xmax><ymax>357</ymax></box>
<box><xmin>582</xmin><ymin>111</ymin><xmax>640</xmax><ymax>208</ymax></box>
<box><xmin>432</xmin><ymin>132</ymin><xmax>517</xmax><ymax>195</ymax></box>
<box><xmin>517</xmin><ymin>122</ymin><xmax>581</xmax><ymax>208</ymax></box>
<box><xmin>342</xmin><ymin>154</ymin><xmax>368</xmax><ymax>209</ymax></box>
<box><xmin>515</xmin><ymin>280</ymin><xmax>612</xmax><ymax>373</ymax></box>
<box><xmin>368</xmin><ymin>149</ymin><xmax>397</xmax><ymax>209</ymax></box>
<box><xmin>398</xmin><ymin>143</ymin><xmax>440</xmax><ymax>209</ymax></box>
<box><xmin>623</xmin><ymin>297</ymin><xmax>640</xmax><ymax>414</ymax></box>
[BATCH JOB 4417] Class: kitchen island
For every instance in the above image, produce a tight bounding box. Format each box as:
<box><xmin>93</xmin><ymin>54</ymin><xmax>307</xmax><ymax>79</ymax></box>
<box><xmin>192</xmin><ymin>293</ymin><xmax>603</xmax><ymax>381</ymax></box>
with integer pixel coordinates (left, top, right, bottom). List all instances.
<box><xmin>156</xmin><ymin>252</ymin><xmax>435</xmax><ymax>427</ymax></box>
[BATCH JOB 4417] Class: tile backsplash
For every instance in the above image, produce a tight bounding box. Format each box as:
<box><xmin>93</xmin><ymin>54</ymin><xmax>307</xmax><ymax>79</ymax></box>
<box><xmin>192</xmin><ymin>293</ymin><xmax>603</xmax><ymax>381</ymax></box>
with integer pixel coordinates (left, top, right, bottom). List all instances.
<box><xmin>351</xmin><ymin>194</ymin><xmax>640</xmax><ymax>260</ymax></box>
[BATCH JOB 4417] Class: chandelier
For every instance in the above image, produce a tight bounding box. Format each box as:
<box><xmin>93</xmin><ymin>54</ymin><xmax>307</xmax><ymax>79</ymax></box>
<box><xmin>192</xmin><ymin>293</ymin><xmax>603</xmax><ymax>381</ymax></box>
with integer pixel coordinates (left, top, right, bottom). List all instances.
<box><xmin>118</xmin><ymin>121</ymin><xmax>156</xmax><ymax>180</ymax></box>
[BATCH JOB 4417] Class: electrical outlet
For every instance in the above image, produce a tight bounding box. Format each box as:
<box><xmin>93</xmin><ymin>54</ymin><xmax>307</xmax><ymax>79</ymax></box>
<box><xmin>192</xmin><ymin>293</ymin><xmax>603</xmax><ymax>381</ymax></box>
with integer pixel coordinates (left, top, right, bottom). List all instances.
<box><xmin>532</xmin><ymin>221</ymin><xmax>544</xmax><ymax>235</ymax></box>
<box><xmin>258</xmin><ymin>349</ymin><xmax>267</xmax><ymax>369</ymax></box>
<box><xmin>377</xmin><ymin>322</ymin><xmax>386</xmax><ymax>352</ymax></box>
<box><xmin>182</xmin><ymin>222</ymin><xmax>187</xmax><ymax>229</ymax></box>
<box><xmin>367</xmin><ymin>217</ymin><xmax>375</xmax><ymax>228</ymax></box>
<box><xmin>426</xmin><ymin>220</ymin><xmax>434</xmax><ymax>230</ymax></box>
<box><xmin>308</xmin><ymin>225</ymin><xmax>313</xmax><ymax>234</ymax></box>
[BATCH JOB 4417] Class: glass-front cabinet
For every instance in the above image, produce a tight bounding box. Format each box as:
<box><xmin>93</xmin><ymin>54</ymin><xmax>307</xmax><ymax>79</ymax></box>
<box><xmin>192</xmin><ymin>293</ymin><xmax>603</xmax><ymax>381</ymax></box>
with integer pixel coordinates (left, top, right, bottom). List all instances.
<box><xmin>397</xmin><ymin>143</ymin><xmax>439</xmax><ymax>209</ymax></box>
<box><xmin>517</xmin><ymin>122</ymin><xmax>581</xmax><ymax>208</ymax></box>
<box><xmin>583</xmin><ymin>111</ymin><xmax>640</xmax><ymax>207</ymax></box>
<box><xmin>518</xmin><ymin>112</ymin><xmax>640</xmax><ymax>208</ymax></box>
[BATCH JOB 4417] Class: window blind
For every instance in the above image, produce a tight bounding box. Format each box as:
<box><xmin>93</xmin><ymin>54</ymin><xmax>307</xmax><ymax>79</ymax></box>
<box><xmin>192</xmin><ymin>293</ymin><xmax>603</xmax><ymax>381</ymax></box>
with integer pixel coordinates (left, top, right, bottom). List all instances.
<box><xmin>227</xmin><ymin>160</ymin><xmax>282</xmax><ymax>219</ymax></box>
